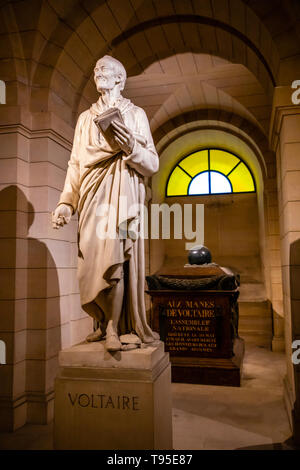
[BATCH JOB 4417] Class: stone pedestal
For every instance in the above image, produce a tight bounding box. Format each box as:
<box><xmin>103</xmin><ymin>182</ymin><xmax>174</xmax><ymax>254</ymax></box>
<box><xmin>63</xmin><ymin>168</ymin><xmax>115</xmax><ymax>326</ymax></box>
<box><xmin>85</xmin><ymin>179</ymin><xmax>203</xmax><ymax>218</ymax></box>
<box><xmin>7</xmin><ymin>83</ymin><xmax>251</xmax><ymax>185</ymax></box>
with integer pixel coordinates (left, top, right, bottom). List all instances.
<box><xmin>53</xmin><ymin>341</ymin><xmax>173</xmax><ymax>450</ymax></box>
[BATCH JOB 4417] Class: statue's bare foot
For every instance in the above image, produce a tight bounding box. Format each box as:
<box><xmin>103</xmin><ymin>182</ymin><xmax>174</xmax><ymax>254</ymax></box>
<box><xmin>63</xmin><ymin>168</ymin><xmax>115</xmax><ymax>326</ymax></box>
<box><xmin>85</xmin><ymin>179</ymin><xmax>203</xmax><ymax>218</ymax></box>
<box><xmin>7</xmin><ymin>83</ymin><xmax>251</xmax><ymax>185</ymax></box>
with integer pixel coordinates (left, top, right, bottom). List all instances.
<box><xmin>105</xmin><ymin>333</ymin><xmax>121</xmax><ymax>352</ymax></box>
<box><xmin>86</xmin><ymin>328</ymin><xmax>103</xmax><ymax>342</ymax></box>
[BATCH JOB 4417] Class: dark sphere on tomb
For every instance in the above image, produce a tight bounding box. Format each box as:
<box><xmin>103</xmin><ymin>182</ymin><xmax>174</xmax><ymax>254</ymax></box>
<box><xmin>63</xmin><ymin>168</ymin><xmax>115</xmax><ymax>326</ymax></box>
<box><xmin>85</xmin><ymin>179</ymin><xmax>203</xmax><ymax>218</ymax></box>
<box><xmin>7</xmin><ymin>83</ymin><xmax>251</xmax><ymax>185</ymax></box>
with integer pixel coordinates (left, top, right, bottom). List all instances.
<box><xmin>188</xmin><ymin>245</ymin><xmax>212</xmax><ymax>265</ymax></box>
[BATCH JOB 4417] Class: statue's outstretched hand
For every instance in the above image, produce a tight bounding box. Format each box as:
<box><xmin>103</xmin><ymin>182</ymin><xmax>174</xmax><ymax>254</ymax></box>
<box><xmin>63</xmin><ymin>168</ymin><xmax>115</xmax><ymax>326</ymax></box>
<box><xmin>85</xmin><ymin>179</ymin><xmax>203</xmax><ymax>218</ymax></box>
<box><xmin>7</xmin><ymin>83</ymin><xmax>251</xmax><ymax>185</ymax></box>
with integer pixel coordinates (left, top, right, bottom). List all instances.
<box><xmin>111</xmin><ymin>120</ymin><xmax>135</xmax><ymax>155</ymax></box>
<box><xmin>52</xmin><ymin>204</ymin><xmax>72</xmax><ymax>229</ymax></box>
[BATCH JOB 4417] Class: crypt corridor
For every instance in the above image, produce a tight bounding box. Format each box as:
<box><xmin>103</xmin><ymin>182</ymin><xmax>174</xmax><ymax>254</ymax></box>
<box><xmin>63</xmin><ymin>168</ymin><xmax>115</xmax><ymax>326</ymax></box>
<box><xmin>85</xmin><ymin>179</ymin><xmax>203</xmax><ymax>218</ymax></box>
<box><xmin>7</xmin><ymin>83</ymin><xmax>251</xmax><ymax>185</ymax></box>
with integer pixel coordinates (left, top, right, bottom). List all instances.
<box><xmin>0</xmin><ymin>0</ymin><xmax>300</xmax><ymax>449</ymax></box>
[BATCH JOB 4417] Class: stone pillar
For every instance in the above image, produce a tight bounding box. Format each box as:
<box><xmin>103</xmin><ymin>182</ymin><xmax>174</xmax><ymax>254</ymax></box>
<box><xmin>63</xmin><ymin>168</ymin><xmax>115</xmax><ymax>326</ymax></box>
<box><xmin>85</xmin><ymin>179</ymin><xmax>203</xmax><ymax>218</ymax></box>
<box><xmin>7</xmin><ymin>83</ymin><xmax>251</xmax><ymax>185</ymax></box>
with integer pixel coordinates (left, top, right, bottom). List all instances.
<box><xmin>272</xmin><ymin>311</ymin><xmax>285</xmax><ymax>352</ymax></box>
<box><xmin>270</xmin><ymin>86</ymin><xmax>300</xmax><ymax>443</ymax></box>
<box><xmin>0</xmin><ymin>107</ymin><xmax>31</xmax><ymax>430</ymax></box>
<box><xmin>0</xmin><ymin>107</ymin><xmax>93</xmax><ymax>431</ymax></box>
<box><xmin>264</xmin><ymin>169</ymin><xmax>284</xmax><ymax>351</ymax></box>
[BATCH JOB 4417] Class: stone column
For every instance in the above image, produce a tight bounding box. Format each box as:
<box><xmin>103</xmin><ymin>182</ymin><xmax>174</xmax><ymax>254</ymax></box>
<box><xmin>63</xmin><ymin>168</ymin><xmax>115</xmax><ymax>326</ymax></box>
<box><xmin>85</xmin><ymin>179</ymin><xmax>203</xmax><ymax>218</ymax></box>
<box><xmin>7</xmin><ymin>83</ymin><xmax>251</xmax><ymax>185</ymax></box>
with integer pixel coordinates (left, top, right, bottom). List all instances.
<box><xmin>264</xmin><ymin>161</ymin><xmax>284</xmax><ymax>351</ymax></box>
<box><xmin>270</xmin><ymin>86</ymin><xmax>300</xmax><ymax>443</ymax></box>
<box><xmin>272</xmin><ymin>312</ymin><xmax>285</xmax><ymax>352</ymax></box>
<box><xmin>0</xmin><ymin>106</ymin><xmax>93</xmax><ymax>431</ymax></box>
<box><xmin>0</xmin><ymin>106</ymin><xmax>31</xmax><ymax>431</ymax></box>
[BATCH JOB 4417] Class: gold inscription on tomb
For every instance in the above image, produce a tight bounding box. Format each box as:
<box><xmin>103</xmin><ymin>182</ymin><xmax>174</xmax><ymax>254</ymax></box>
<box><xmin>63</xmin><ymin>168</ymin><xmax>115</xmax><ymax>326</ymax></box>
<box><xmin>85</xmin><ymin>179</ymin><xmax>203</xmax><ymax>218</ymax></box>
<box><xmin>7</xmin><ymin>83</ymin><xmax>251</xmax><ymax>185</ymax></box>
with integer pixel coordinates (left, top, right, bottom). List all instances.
<box><xmin>164</xmin><ymin>298</ymin><xmax>219</xmax><ymax>354</ymax></box>
<box><xmin>167</xmin><ymin>299</ymin><xmax>215</xmax><ymax>309</ymax></box>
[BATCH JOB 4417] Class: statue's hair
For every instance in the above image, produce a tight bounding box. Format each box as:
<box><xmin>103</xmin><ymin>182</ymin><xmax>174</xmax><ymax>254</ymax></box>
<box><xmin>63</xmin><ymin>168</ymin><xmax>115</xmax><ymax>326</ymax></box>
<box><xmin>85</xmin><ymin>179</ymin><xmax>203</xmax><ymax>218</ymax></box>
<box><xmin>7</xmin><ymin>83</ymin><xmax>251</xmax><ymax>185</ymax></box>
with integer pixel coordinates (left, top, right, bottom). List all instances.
<box><xmin>94</xmin><ymin>55</ymin><xmax>127</xmax><ymax>90</ymax></box>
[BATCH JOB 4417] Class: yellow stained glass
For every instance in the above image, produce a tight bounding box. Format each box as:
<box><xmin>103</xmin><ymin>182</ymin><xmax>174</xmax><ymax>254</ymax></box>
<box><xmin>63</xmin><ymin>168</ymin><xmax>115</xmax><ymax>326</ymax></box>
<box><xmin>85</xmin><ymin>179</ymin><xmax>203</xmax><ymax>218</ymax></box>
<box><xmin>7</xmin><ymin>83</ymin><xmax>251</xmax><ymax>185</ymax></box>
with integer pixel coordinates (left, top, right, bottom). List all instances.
<box><xmin>166</xmin><ymin>149</ymin><xmax>255</xmax><ymax>196</ymax></box>
<box><xmin>228</xmin><ymin>162</ymin><xmax>255</xmax><ymax>192</ymax></box>
<box><xmin>167</xmin><ymin>166</ymin><xmax>192</xmax><ymax>196</ymax></box>
<box><xmin>179</xmin><ymin>150</ymin><xmax>208</xmax><ymax>177</ymax></box>
<box><xmin>210</xmin><ymin>149</ymin><xmax>239</xmax><ymax>175</ymax></box>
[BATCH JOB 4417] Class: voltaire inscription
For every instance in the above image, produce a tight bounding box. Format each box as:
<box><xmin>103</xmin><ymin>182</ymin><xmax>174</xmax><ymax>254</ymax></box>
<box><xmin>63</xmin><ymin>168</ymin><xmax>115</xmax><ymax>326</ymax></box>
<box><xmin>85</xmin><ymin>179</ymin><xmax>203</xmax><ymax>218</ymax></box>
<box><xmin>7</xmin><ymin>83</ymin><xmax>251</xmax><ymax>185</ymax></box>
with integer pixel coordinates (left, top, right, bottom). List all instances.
<box><xmin>68</xmin><ymin>393</ymin><xmax>140</xmax><ymax>410</ymax></box>
<box><xmin>164</xmin><ymin>298</ymin><xmax>219</xmax><ymax>354</ymax></box>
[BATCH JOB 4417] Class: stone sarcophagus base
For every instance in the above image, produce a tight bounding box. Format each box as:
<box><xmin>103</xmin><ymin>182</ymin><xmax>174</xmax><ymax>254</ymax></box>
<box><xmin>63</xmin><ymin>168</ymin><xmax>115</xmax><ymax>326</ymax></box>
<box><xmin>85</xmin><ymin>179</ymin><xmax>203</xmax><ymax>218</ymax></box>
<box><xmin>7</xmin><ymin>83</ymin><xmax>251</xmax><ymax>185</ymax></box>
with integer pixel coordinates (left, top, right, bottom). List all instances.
<box><xmin>53</xmin><ymin>341</ymin><xmax>172</xmax><ymax>450</ymax></box>
<box><xmin>147</xmin><ymin>265</ymin><xmax>244</xmax><ymax>387</ymax></box>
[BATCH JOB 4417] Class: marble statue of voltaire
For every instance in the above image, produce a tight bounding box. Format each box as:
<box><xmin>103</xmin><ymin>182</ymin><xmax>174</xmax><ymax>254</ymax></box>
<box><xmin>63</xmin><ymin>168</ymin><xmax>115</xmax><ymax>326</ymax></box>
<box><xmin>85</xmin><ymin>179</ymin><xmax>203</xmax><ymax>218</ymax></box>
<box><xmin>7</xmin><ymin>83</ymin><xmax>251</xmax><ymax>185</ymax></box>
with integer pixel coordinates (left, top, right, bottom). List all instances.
<box><xmin>52</xmin><ymin>55</ymin><xmax>159</xmax><ymax>352</ymax></box>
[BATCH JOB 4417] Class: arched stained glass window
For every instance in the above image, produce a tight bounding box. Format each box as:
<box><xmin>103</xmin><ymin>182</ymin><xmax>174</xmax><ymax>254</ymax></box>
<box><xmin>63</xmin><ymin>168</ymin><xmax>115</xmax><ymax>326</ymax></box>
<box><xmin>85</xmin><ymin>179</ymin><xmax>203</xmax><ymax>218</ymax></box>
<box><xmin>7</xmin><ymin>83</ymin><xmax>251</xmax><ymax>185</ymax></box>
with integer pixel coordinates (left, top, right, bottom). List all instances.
<box><xmin>166</xmin><ymin>149</ymin><xmax>255</xmax><ymax>196</ymax></box>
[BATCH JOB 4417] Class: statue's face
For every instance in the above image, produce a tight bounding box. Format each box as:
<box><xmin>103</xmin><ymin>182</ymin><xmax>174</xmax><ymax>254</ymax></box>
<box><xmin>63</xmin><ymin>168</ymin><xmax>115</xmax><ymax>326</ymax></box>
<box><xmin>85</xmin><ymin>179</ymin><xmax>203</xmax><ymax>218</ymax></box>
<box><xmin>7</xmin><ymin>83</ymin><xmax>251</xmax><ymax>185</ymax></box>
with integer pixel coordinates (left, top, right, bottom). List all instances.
<box><xmin>94</xmin><ymin>58</ymin><xmax>120</xmax><ymax>92</ymax></box>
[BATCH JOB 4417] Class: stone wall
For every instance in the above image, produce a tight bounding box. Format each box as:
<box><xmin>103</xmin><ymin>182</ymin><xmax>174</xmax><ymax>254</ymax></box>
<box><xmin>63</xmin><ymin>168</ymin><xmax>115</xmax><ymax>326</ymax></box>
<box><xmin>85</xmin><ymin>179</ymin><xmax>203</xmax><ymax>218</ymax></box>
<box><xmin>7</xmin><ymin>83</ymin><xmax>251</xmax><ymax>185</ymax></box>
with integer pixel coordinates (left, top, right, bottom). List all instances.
<box><xmin>0</xmin><ymin>0</ymin><xmax>300</xmax><ymax>435</ymax></box>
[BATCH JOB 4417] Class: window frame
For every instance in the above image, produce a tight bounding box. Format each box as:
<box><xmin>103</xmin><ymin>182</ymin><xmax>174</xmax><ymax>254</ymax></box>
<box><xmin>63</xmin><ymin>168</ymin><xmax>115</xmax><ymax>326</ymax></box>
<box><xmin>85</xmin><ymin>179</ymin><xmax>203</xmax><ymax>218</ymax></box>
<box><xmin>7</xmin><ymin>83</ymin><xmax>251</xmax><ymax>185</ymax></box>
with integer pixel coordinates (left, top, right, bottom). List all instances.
<box><xmin>165</xmin><ymin>147</ymin><xmax>256</xmax><ymax>197</ymax></box>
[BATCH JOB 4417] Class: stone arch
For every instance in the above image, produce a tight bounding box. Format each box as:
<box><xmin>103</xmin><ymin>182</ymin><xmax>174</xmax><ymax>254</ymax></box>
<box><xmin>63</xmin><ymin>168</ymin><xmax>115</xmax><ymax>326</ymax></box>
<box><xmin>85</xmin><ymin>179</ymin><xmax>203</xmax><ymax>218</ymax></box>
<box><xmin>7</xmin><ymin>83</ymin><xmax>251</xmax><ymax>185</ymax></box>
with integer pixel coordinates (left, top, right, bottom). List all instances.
<box><xmin>78</xmin><ymin>57</ymin><xmax>272</xmax><ymax>141</ymax></box>
<box><xmin>152</xmin><ymin>124</ymin><xmax>266</xmax><ymax>202</ymax></box>
<box><xmin>74</xmin><ymin>11</ymin><xmax>277</xmax><ymax>121</ymax></box>
<box><xmin>150</xmin><ymin>124</ymin><xmax>267</xmax><ymax>278</ymax></box>
<box><xmin>111</xmin><ymin>14</ymin><xmax>276</xmax><ymax>85</ymax></box>
<box><xmin>151</xmin><ymin>118</ymin><xmax>279</xmax><ymax>317</ymax></box>
<box><xmin>153</xmin><ymin>109</ymin><xmax>272</xmax><ymax>174</ymax></box>
<box><xmin>29</xmin><ymin>0</ymin><xmax>282</xmax><ymax>123</ymax></box>
<box><xmin>0</xmin><ymin>3</ymin><xmax>28</xmax><ymax>105</ymax></box>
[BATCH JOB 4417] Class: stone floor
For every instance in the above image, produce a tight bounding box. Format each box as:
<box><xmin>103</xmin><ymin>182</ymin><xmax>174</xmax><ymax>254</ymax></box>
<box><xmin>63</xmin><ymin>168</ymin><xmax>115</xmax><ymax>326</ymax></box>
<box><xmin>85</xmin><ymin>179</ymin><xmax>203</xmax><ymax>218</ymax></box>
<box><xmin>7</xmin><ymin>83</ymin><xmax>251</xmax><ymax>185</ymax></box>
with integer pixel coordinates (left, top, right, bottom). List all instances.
<box><xmin>172</xmin><ymin>344</ymin><xmax>292</xmax><ymax>450</ymax></box>
<box><xmin>0</xmin><ymin>344</ymin><xmax>293</xmax><ymax>450</ymax></box>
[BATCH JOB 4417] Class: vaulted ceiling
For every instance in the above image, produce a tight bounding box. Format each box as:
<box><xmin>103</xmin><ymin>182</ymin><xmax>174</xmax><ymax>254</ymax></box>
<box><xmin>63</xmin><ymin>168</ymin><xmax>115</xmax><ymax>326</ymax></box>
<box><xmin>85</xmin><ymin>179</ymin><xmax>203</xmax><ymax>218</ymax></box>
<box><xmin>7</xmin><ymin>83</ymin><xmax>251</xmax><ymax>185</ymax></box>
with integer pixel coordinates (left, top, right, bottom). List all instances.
<box><xmin>1</xmin><ymin>0</ymin><xmax>299</xmax><ymax>146</ymax></box>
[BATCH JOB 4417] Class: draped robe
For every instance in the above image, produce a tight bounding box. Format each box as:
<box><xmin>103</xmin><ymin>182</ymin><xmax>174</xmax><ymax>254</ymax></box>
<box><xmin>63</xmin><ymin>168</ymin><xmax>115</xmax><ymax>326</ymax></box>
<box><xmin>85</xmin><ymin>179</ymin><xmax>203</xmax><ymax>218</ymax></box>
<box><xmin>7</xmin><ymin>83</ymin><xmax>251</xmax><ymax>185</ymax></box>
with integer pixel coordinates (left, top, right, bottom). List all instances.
<box><xmin>58</xmin><ymin>97</ymin><xmax>159</xmax><ymax>343</ymax></box>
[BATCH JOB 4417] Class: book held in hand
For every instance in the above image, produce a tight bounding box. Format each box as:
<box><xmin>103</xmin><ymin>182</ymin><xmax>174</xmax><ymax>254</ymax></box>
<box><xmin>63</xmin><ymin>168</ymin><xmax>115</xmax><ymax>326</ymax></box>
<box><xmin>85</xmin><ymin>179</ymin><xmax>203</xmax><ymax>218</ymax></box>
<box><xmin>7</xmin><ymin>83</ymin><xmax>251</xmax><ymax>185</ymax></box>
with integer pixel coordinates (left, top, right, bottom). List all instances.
<box><xmin>93</xmin><ymin>107</ymin><xmax>124</xmax><ymax>150</ymax></box>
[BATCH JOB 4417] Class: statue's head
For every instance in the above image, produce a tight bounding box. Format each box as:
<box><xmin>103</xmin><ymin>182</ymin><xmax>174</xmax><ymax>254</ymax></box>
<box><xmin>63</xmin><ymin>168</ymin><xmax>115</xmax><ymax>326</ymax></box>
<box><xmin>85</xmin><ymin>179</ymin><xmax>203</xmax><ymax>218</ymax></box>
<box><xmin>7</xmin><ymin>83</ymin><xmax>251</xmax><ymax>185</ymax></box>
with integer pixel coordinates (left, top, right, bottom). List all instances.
<box><xmin>94</xmin><ymin>55</ymin><xmax>127</xmax><ymax>94</ymax></box>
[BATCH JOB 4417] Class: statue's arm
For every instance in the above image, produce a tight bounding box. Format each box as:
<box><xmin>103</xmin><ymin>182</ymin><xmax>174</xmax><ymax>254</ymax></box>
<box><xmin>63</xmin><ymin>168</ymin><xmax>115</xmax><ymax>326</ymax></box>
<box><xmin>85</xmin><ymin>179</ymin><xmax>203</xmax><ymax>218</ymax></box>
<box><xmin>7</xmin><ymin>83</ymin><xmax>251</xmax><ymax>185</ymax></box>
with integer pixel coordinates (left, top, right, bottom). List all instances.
<box><xmin>122</xmin><ymin>108</ymin><xmax>159</xmax><ymax>177</ymax></box>
<box><xmin>57</xmin><ymin>115</ymin><xmax>82</xmax><ymax>214</ymax></box>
